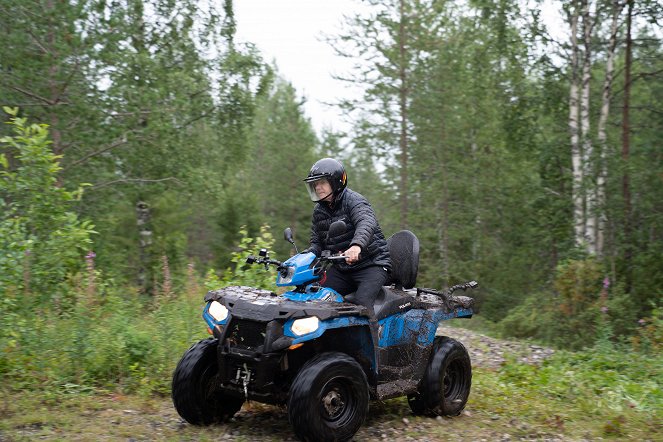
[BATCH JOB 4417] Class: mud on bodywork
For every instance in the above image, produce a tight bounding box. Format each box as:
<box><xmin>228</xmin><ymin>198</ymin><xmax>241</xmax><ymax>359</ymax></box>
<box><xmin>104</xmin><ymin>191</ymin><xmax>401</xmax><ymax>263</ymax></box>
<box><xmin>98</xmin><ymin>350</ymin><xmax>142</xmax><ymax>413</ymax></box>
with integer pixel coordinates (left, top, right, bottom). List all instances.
<box><xmin>201</xmin><ymin>285</ymin><xmax>475</xmax><ymax>403</ymax></box>
<box><xmin>372</xmin><ymin>289</ymin><xmax>474</xmax><ymax>398</ymax></box>
<box><xmin>201</xmin><ymin>286</ymin><xmax>377</xmax><ymax>403</ymax></box>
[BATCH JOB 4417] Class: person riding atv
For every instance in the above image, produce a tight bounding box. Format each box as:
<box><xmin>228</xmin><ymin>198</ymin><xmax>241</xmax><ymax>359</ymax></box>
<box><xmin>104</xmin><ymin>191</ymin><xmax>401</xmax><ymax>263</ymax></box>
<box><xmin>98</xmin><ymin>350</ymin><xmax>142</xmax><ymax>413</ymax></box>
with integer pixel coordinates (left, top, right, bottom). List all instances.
<box><xmin>303</xmin><ymin>158</ymin><xmax>390</xmax><ymax>320</ymax></box>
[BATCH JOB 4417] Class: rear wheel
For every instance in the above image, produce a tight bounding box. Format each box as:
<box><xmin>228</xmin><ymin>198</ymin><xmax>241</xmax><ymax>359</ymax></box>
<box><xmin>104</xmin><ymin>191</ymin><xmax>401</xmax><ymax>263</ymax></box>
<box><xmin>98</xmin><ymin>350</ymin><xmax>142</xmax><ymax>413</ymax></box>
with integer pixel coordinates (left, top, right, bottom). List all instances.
<box><xmin>288</xmin><ymin>352</ymin><xmax>369</xmax><ymax>442</ymax></box>
<box><xmin>172</xmin><ymin>338</ymin><xmax>243</xmax><ymax>425</ymax></box>
<box><xmin>408</xmin><ymin>336</ymin><xmax>471</xmax><ymax>416</ymax></box>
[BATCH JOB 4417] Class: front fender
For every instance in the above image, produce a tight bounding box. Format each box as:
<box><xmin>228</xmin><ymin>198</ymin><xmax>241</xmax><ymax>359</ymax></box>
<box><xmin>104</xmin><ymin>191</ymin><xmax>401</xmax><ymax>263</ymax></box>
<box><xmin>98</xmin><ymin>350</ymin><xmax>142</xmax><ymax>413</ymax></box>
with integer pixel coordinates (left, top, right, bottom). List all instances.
<box><xmin>284</xmin><ymin>316</ymin><xmax>371</xmax><ymax>344</ymax></box>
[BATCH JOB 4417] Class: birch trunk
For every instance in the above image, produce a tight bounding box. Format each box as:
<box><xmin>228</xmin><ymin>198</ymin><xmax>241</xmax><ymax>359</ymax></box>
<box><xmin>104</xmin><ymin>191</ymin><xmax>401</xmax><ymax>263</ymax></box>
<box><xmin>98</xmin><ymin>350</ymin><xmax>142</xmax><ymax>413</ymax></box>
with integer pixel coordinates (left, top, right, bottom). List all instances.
<box><xmin>596</xmin><ymin>2</ymin><xmax>623</xmax><ymax>257</ymax></box>
<box><xmin>568</xmin><ymin>1</ymin><xmax>585</xmax><ymax>248</ymax></box>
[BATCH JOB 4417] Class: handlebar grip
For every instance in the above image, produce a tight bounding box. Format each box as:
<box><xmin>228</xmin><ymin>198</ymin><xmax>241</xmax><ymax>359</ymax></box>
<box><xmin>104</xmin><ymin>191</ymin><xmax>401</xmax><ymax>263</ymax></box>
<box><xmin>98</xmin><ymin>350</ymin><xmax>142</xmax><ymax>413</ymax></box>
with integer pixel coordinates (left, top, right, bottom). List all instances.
<box><xmin>246</xmin><ymin>255</ymin><xmax>257</xmax><ymax>264</ymax></box>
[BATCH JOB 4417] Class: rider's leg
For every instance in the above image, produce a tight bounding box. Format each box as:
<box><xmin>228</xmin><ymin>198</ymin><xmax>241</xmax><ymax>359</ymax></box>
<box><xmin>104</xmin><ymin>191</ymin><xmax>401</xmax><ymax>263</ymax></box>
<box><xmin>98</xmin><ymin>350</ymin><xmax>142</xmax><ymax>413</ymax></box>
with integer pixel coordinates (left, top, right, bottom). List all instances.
<box><xmin>350</xmin><ymin>265</ymin><xmax>389</xmax><ymax>318</ymax></box>
<box><xmin>320</xmin><ymin>266</ymin><xmax>357</xmax><ymax>296</ymax></box>
<box><xmin>350</xmin><ymin>266</ymin><xmax>389</xmax><ymax>359</ymax></box>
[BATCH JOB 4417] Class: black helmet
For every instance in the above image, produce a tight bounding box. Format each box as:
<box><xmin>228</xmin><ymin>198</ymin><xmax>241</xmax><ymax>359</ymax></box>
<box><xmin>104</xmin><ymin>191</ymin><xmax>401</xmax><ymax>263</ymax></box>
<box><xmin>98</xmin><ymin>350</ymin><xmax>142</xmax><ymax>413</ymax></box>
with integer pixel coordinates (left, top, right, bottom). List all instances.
<box><xmin>303</xmin><ymin>158</ymin><xmax>347</xmax><ymax>202</ymax></box>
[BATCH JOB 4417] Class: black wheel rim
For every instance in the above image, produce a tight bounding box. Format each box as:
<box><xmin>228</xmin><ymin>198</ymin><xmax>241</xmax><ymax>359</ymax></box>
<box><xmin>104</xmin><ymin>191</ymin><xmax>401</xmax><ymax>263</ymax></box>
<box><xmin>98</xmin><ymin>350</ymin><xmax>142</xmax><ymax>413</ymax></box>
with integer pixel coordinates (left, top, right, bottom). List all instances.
<box><xmin>443</xmin><ymin>359</ymin><xmax>467</xmax><ymax>401</ymax></box>
<box><xmin>199</xmin><ymin>361</ymin><xmax>220</xmax><ymax>405</ymax></box>
<box><xmin>319</xmin><ymin>377</ymin><xmax>355</xmax><ymax>426</ymax></box>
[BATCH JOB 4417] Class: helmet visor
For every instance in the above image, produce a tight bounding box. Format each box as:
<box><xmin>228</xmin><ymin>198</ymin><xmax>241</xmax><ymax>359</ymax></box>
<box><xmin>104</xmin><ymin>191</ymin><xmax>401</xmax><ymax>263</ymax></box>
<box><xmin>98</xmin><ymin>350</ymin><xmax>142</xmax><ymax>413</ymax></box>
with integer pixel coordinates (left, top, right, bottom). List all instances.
<box><xmin>304</xmin><ymin>177</ymin><xmax>333</xmax><ymax>202</ymax></box>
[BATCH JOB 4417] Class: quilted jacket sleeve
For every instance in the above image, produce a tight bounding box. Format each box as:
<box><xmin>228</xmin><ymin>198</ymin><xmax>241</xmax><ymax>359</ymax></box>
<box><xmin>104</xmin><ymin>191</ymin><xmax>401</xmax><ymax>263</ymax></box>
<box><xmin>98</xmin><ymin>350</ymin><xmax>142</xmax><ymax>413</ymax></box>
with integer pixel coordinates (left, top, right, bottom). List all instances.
<box><xmin>347</xmin><ymin>195</ymin><xmax>377</xmax><ymax>251</ymax></box>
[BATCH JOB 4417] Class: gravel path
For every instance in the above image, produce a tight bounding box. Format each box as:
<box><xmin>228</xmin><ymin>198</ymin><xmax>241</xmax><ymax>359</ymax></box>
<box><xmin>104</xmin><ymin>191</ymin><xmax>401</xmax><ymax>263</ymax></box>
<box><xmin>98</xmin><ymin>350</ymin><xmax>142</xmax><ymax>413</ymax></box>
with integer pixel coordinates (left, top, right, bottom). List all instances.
<box><xmin>436</xmin><ymin>324</ymin><xmax>555</xmax><ymax>369</ymax></box>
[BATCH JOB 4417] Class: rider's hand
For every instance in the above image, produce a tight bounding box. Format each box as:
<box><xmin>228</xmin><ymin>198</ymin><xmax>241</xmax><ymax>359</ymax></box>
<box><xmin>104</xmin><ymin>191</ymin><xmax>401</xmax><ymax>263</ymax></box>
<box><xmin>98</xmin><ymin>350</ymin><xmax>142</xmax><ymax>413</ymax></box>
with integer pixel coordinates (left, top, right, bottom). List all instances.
<box><xmin>344</xmin><ymin>245</ymin><xmax>361</xmax><ymax>264</ymax></box>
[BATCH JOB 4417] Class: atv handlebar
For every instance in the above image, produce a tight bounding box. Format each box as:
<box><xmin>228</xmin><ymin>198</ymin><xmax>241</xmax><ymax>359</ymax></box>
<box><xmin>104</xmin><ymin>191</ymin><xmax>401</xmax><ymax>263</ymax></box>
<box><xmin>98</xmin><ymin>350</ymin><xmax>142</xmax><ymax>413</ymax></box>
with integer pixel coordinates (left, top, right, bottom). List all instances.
<box><xmin>246</xmin><ymin>253</ymin><xmax>287</xmax><ymax>275</ymax></box>
<box><xmin>322</xmin><ymin>254</ymin><xmax>347</xmax><ymax>261</ymax></box>
<box><xmin>246</xmin><ymin>249</ymin><xmax>347</xmax><ymax>280</ymax></box>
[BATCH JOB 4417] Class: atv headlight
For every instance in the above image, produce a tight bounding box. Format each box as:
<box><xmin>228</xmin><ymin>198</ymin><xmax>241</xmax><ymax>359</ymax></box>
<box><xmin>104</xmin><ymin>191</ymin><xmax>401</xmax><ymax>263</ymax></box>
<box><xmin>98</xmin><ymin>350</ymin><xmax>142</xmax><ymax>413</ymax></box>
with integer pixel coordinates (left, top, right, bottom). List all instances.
<box><xmin>291</xmin><ymin>316</ymin><xmax>319</xmax><ymax>336</ymax></box>
<box><xmin>208</xmin><ymin>301</ymin><xmax>229</xmax><ymax>322</ymax></box>
<box><xmin>279</xmin><ymin>266</ymin><xmax>295</xmax><ymax>284</ymax></box>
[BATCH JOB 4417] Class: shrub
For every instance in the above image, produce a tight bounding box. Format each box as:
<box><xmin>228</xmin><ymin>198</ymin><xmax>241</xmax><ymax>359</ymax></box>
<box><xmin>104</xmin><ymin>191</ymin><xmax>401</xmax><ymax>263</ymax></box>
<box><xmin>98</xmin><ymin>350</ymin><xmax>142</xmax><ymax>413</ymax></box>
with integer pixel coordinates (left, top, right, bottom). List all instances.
<box><xmin>206</xmin><ymin>224</ymin><xmax>277</xmax><ymax>290</ymax></box>
<box><xmin>0</xmin><ymin>108</ymin><xmax>95</xmax><ymax>299</ymax></box>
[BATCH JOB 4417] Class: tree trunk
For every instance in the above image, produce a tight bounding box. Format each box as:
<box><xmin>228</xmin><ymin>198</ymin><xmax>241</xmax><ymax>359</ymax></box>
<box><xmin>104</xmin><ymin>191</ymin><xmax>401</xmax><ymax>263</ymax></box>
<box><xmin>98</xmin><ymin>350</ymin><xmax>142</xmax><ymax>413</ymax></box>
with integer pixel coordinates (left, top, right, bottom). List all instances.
<box><xmin>596</xmin><ymin>1</ymin><xmax>623</xmax><ymax>257</ymax></box>
<box><xmin>136</xmin><ymin>201</ymin><xmax>153</xmax><ymax>293</ymax></box>
<box><xmin>580</xmin><ymin>0</ymin><xmax>595</xmax><ymax>253</ymax></box>
<box><xmin>568</xmin><ymin>1</ymin><xmax>585</xmax><ymax>249</ymax></box>
<box><xmin>398</xmin><ymin>0</ymin><xmax>409</xmax><ymax>229</ymax></box>
<box><xmin>622</xmin><ymin>0</ymin><xmax>633</xmax><ymax>291</ymax></box>
<box><xmin>46</xmin><ymin>0</ymin><xmax>63</xmax><ymax>163</ymax></box>
<box><xmin>437</xmin><ymin>155</ymin><xmax>450</xmax><ymax>286</ymax></box>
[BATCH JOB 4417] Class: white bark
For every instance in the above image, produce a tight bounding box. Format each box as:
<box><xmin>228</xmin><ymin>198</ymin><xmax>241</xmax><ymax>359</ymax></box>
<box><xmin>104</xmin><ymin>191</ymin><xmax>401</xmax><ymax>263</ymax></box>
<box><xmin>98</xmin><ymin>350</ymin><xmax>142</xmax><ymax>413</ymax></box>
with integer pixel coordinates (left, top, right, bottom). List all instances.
<box><xmin>568</xmin><ymin>2</ymin><xmax>585</xmax><ymax>248</ymax></box>
<box><xmin>581</xmin><ymin>0</ymin><xmax>596</xmax><ymax>253</ymax></box>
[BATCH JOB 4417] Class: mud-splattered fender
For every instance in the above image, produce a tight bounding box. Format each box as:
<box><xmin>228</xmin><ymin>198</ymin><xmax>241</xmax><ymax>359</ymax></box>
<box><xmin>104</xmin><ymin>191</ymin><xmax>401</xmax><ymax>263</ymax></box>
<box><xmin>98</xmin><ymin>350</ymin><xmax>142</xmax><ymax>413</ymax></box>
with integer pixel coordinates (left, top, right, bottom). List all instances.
<box><xmin>379</xmin><ymin>307</ymin><xmax>473</xmax><ymax>347</ymax></box>
<box><xmin>284</xmin><ymin>316</ymin><xmax>371</xmax><ymax>344</ymax></box>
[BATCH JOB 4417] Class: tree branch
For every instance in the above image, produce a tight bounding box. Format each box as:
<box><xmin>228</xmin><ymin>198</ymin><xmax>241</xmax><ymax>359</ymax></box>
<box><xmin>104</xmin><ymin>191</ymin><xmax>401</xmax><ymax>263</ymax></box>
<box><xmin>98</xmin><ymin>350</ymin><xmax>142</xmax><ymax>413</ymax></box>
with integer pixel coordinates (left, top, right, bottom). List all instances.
<box><xmin>6</xmin><ymin>85</ymin><xmax>61</xmax><ymax>105</ymax></box>
<box><xmin>54</xmin><ymin>58</ymin><xmax>81</xmax><ymax>104</ymax></box>
<box><xmin>63</xmin><ymin>134</ymin><xmax>142</xmax><ymax>171</ymax></box>
<box><xmin>90</xmin><ymin>177</ymin><xmax>182</xmax><ymax>190</ymax></box>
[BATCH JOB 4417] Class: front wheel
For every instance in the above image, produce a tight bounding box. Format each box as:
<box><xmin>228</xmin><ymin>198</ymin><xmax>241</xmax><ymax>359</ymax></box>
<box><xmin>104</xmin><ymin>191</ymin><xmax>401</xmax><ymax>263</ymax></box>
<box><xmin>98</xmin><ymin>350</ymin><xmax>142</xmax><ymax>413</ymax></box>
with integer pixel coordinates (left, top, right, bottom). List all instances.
<box><xmin>408</xmin><ymin>336</ymin><xmax>472</xmax><ymax>416</ymax></box>
<box><xmin>288</xmin><ymin>352</ymin><xmax>369</xmax><ymax>442</ymax></box>
<box><xmin>172</xmin><ymin>338</ymin><xmax>243</xmax><ymax>425</ymax></box>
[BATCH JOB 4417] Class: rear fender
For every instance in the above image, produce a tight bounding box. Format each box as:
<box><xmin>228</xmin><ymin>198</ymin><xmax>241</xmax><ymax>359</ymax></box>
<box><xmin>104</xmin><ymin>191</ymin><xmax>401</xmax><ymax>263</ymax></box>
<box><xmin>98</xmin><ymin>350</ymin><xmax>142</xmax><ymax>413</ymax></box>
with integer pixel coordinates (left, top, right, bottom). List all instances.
<box><xmin>379</xmin><ymin>308</ymin><xmax>472</xmax><ymax>347</ymax></box>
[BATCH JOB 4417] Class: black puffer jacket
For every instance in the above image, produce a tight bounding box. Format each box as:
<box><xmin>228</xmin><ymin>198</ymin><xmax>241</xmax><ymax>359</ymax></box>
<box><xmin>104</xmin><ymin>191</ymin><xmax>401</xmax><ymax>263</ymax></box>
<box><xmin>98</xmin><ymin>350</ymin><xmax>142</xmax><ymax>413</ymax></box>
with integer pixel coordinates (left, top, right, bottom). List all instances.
<box><xmin>308</xmin><ymin>188</ymin><xmax>391</xmax><ymax>272</ymax></box>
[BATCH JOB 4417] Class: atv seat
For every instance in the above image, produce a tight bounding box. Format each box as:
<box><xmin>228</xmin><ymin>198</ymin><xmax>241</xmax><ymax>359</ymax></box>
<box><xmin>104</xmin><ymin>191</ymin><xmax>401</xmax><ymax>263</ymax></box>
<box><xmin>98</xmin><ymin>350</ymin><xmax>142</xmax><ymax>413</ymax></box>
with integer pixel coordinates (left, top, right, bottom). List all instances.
<box><xmin>345</xmin><ymin>230</ymin><xmax>420</xmax><ymax>319</ymax></box>
<box><xmin>371</xmin><ymin>230</ymin><xmax>420</xmax><ymax>320</ymax></box>
<box><xmin>373</xmin><ymin>287</ymin><xmax>415</xmax><ymax>320</ymax></box>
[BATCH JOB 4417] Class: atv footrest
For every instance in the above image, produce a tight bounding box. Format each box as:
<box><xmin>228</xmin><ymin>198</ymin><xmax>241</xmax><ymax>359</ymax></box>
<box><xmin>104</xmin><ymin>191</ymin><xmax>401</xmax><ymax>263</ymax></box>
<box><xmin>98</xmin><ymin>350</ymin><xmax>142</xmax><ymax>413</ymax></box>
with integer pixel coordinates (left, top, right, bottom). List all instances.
<box><xmin>376</xmin><ymin>379</ymin><xmax>419</xmax><ymax>401</ymax></box>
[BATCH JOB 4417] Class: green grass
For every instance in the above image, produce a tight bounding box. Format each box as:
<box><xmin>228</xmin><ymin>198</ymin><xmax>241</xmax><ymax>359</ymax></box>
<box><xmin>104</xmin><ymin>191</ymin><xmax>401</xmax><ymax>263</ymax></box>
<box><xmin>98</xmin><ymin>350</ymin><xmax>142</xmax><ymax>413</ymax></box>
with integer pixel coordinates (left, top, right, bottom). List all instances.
<box><xmin>1</xmin><ymin>349</ymin><xmax>660</xmax><ymax>441</ymax></box>
<box><xmin>469</xmin><ymin>348</ymin><xmax>662</xmax><ymax>440</ymax></box>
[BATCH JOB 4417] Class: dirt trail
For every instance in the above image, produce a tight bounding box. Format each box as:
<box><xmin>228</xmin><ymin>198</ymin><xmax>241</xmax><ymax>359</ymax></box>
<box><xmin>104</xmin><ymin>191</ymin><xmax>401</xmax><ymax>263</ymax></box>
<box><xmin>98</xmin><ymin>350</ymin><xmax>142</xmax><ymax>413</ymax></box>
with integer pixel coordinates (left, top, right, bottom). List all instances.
<box><xmin>437</xmin><ymin>324</ymin><xmax>555</xmax><ymax>369</ymax></box>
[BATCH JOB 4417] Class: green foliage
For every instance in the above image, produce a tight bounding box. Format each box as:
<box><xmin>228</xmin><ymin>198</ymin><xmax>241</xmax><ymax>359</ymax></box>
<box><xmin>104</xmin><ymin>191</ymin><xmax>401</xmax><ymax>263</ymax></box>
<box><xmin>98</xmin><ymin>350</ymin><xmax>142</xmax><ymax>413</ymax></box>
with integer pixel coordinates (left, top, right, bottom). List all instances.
<box><xmin>471</xmin><ymin>344</ymin><xmax>662</xmax><ymax>439</ymax></box>
<box><xmin>215</xmin><ymin>225</ymin><xmax>278</xmax><ymax>290</ymax></box>
<box><xmin>553</xmin><ymin>258</ymin><xmax>603</xmax><ymax>315</ymax></box>
<box><xmin>630</xmin><ymin>304</ymin><xmax>663</xmax><ymax>354</ymax></box>
<box><xmin>498</xmin><ymin>258</ymin><xmax>645</xmax><ymax>350</ymax></box>
<box><xmin>0</xmin><ymin>225</ymin><xmax>282</xmax><ymax>397</ymax></box>
<box><xmin>0</xmin><ymin>110</ymin><xmax>95</xmax><ymax>298</ymax></box>
<box><xmin>498</xmin><ymin>347</ymin><xmax>662</xmax><ymax>416</ymax></box>
<box><xmin>0</xmin><ymin>286</ymin><xmax>206</xmax><ymax>397</ymax></box>
<box><xmin>0</xmin><ymin>0</ymin><xmax>661</xmax><ymax>406</ymax></box>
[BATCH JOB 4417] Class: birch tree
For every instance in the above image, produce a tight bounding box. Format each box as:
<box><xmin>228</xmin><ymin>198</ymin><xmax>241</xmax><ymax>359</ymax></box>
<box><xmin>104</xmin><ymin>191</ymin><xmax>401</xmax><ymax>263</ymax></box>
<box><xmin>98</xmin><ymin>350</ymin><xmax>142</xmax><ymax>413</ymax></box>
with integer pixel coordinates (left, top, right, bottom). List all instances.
<box><xmin>595</xmin><ymin>0</ymin><xmax>625</xmax><ymax>256</ymax></box>
<box><xmin>567</xmin><ymin>0</ymin><xmax>586</xmax><ymax>250</ymax></box>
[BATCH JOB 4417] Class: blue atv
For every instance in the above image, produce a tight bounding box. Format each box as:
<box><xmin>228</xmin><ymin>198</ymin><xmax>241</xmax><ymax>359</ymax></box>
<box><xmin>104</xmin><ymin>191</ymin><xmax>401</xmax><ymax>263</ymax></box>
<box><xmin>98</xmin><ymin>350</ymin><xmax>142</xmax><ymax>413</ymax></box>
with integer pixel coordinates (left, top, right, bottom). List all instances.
<box><xmin>172</xmin><ymin>221</ymin><xmax>477</xmax><ymax>442</ymax></box>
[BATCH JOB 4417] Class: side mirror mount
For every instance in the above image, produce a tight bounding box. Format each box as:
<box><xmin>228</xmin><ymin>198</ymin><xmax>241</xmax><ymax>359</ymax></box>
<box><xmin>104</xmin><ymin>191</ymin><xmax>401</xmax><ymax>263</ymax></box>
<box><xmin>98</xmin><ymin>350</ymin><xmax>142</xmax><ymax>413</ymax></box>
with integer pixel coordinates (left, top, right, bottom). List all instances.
<box><xmin>284</xmin><ymin>227</ymin><xmax>294</xmax><ymax>244</ymax></box>
<box><xmin>284</xmin><ymin>227</ymin><xmax>299</xmax><ymax>254</ymax></box>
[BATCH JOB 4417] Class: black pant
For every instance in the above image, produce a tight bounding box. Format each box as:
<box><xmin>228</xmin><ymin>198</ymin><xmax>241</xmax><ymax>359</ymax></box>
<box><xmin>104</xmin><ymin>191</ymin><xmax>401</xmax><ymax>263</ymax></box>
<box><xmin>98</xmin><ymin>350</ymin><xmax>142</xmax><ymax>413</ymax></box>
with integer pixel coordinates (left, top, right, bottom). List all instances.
<box><xmin>322</xmin><ymin>265</ymin><xmax>389</xmax><ymax>317</ymax></box>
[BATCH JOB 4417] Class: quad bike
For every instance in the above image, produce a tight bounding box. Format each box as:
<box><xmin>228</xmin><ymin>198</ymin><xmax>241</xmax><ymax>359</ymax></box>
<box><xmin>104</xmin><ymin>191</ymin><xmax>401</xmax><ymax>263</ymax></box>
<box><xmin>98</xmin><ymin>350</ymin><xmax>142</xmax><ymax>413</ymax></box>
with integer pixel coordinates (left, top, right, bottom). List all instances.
<box><xmin>172</xmin><ymin>221</ymin><xmax>477</xmax><ymax>442</ymax></box>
